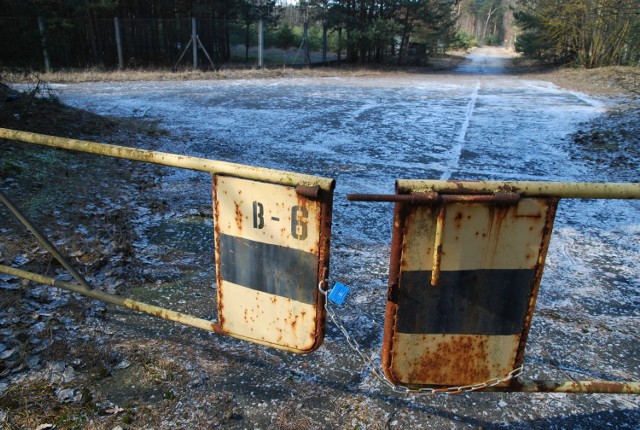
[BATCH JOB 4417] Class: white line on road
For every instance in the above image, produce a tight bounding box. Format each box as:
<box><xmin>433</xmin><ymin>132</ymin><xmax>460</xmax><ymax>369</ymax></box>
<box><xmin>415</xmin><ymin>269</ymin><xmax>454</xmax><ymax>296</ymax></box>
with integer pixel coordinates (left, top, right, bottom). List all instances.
<box><xmin>440</xmin><ymin>81</ymin><xmax>480</xmax><ymax>180</ymax></box>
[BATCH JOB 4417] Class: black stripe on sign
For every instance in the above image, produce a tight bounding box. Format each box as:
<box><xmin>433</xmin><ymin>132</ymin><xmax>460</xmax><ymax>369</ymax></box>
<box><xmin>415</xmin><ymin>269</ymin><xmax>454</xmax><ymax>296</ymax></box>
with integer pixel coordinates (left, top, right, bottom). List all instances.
<box><xmin>218</xmin><ymin>233</ymin><xmax>317</xmax><ymax>305</ymax></box>
<box><xmin>396</xmin><ymin>269</ymin><xmax>534</xmax><ymax>335</ymax></box>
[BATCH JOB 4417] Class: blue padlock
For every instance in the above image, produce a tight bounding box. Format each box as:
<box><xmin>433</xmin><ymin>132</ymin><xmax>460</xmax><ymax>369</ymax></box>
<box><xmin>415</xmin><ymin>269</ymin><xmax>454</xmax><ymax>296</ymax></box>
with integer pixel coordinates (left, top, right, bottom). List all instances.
<box><xmin>328</xmin><ymin>282</ymin><xmax>350</xmax><ymax>306</ymax></box>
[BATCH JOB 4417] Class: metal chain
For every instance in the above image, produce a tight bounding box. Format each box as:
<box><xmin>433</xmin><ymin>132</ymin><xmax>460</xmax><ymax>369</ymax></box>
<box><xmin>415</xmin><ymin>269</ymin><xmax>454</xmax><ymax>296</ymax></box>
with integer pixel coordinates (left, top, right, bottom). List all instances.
<box><xmin>319</xmin><ymin>280</ymin><xmax>524</xmax><ymax>395</ymax></box>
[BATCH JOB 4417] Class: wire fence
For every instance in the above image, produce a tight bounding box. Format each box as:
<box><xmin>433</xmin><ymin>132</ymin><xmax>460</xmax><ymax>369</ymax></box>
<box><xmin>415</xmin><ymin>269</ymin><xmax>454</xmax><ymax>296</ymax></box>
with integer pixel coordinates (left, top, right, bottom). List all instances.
<box><xmin>0</xmin><ymin>17</ymin><xmax>340</xmax><ymax>71</ymax></box>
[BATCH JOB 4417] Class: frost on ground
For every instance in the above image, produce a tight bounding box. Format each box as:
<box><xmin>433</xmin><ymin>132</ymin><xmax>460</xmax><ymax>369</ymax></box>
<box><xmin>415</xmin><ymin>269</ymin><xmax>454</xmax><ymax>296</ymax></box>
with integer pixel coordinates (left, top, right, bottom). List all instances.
<box><xmin>1</xmin><ymin>47</ymin><xmax>639</xmax><ymax>429</ymax></box>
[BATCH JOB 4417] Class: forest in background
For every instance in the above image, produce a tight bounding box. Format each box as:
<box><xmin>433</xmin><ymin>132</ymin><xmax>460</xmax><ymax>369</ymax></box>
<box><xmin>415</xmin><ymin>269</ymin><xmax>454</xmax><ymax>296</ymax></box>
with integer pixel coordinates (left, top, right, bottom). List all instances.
<box><xmin>0</xmin><ymin>0</ymin><xmax>638</xmax><ymax>71</ymax></box>
<box><xmin>514</xmin><ymin>0</ymin><xmax>639</xmax><ymax>68</ymax></box>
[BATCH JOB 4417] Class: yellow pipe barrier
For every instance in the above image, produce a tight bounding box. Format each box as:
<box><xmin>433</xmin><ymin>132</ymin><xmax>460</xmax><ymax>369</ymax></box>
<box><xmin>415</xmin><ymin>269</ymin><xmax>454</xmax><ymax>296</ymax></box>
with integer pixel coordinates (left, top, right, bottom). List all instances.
<box><xmin>397</xmin><ymin>179</ymin><xmax>640</xmax><ymax>199</ymax></box>
<box><xmin>0</xmin><ymin>127</ymin><xmax>335</xmax><ymax>191</ymax></box>
<box><xmin>505</xmin><ymin>379</ymin><xmax>640</xmax><ymax>394</ymax></box>
<box><xmin>0</xmin><ymin>264</ymin><xmax>224</xmax><ymax>334</ymax></box>
<box><xmin>0</xmin><ymin>264</ymin><xmax>324</xmax><ymax>353</ymax></box>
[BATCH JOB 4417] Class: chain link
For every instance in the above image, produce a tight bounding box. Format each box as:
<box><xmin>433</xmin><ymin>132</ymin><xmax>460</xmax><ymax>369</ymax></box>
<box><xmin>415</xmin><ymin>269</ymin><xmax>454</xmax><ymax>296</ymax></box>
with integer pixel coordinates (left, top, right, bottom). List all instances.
<box><xmin>319</xmin><ymin>280</ymin><xmax>524</xmax><ymax>395</ymax></box>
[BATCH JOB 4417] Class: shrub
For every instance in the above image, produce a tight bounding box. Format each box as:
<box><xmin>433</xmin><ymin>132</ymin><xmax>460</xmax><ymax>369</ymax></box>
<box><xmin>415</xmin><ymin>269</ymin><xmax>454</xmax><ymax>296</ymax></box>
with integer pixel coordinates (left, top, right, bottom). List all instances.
<box><xmin>450</xmin><ymin>31</ymin><xmax>477</xmax><ymax>51</ymax></box>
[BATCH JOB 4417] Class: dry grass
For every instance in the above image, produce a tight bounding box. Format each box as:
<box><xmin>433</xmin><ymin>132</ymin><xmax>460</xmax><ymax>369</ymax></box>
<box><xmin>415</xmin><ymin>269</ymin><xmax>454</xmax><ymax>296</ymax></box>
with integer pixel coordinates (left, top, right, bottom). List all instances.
<box><xmin>0</xmin><ymin>288</ymin><xmax>23</xmax><ymax>310</ymax></box>
<box><xmin>332</xmin><ymin>395</ymin><xmax>389</xmax><ymax>430</ymax></box>
<box><xmin>3</xmin><ymin>52</ymin><xmax>636</xmax><ymax>96</ymax></box>
<box><xmin>514</xmin><ymin>63</ymin><xmax>640</xmax><ymax>97</ymax></box>
<box><xmin>273</xmin><ymin>400</ymin><xmax>315</xmax><ymax>430</ymax></box>
<box><xmin>140</xmin><ymin>357</ymin><xmax>183</xmax><ymax>385</ymax></box>
<box><xmin>2</xmin><ymin>66</ymin><xmax>389</xmax><ymax>84</ymax></box>
<box><xmin>1</xmin><ymin>54</ymin><xmax>466</xmax><ymax>84</ymax></box>
<box><xmin>0</xmin><ymin>381</ymin><xmax>101</xmax><ymax>430</ymax></box>
<box><xmin>0</xmin><ymin>340</ymin><xmax>189</xmax><ymax>429</ymax></box>
<box><xmin>118</xmin><ymin>343</ymin><xmax>186</xmax><ymax>386</ymax></box>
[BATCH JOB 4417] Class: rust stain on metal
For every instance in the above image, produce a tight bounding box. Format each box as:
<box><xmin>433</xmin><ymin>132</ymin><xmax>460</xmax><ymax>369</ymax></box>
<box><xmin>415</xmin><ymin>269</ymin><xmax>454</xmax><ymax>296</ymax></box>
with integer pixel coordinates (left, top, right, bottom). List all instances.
<box><xmin>485</xmin><ymin>205</ymin><xmax>510</xmax><ymax>258</ymax></box>
<box><xmin>295</xmin><ymin>185</ymin><xmax>321</xmax><ymax>199</ymax></box>
<box><xmin>398</xmin><ymin>208</ymin><xmax>415</xmax><ymax>270</ymax></box>
<box><xmin>557</xmin><ymin>381</ymin><xmax>638</xmax><ymax>394</ymax></box>
<box><xmin>315</xmin><ymin>189</ymin><xmax>334</xmax><ymax>345</ymax></box>
<box><xmin>347</xmin><ymin>191</ymin><xmax>441</xmax><ymax>204</ymax></box>
<box><xmin>514</xmin><ymin>198</ymin><xmax>559</xmax><ymax>368</ymax></box>
<box><xmin>430</xmin><ymin>204</ymin><xmax>446</xmax><ymax>286</ymax></box>
<box><xmin>234</xmin><ymin>201</ymin><xmax>243</xmax><ymax>231</ymax></box>
<box><xmin>381</xmin><ymin>201</ymin><xmax>409</xmax><ymax>384</ymax></box>
<box><xmin>405</xmin><ymin>335</ymin><xmax>489</xmax><ymax>385</ymax></box>
<box><xmin>212</xmin><ymin>176</ymin><xmax>224</xmax><ymax>324</ymax></box>
<box><xmin>453</xmin><ymin>211</ymin><xmax>463</xmax><ymax>228</ymax></box>
<box><xmin>388</xmin><ymin>333</ymin><xmax>522</xmax><ymax>387</ymax></box>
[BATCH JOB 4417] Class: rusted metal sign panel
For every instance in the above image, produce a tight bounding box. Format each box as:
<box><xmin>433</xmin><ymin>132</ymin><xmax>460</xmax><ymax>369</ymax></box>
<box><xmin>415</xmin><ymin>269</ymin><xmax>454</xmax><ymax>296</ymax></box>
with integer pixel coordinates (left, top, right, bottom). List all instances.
<box><xmin>213</xmin><ymin>175</ymin><xmax>332</xmax><ymax>353</ymax></box>
<box><xmin>382</xmin><ymin>191</ymin><xmax>558</xmax><ymax>387</ymax></box>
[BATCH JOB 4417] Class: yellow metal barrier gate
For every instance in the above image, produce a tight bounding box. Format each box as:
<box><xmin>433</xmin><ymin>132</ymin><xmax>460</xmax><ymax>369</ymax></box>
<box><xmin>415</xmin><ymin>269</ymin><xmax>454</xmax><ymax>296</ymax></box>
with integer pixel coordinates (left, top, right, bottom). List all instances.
<box><xmin>0</xmin><ymin>128</ymin><xmax>334</xmax><ymax>353</ymax></box>
<box><xmin>348</xmin><ymin>179</ymin><xmax>640</xmax><ymax>394</ymax></box>
<box><xmin>2</xmin><ymin>127</ymin><xmax>640</xmax><ymax>393</ymax></box>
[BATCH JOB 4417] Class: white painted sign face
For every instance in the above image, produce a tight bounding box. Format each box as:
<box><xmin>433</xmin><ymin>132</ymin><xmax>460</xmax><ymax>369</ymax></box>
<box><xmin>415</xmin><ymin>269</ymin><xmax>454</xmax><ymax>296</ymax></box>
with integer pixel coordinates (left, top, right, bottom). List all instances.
<box><xmin>213</xmin><ymin>175</ymin><xmax>330</xmax><ymax>353</ymax></box>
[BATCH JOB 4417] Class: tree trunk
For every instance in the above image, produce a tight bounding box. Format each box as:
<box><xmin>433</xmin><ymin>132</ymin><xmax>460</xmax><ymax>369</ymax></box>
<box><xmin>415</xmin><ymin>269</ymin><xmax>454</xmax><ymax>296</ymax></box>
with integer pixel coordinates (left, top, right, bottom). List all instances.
<box><xmin>322</xmin><ymin>23</ymin><xmax>327</xmax><ymax>64</ymax></box>
<box><xmin>337</xmin><ymin>27</ymin><xmax>342</xmax><ymax>61</ymax></box>
<box><xmin>398</xmin><ymin>13</ymin><xmax>411</xmax><ymax>66</ymax></box>
<box><xmin>245</xmin><ymin>21</ymin><xmax>250</xmax><ymax>62</ymax></box>
<box><xmin>483</xmin><ymin>6</ymin><xmax>497</xmax><ymax>44</ymax></box>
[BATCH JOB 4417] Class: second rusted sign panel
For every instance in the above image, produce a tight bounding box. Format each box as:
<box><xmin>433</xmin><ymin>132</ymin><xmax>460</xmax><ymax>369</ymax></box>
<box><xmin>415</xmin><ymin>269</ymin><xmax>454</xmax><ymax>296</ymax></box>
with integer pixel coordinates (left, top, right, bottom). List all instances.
<box><xmin>213</xmin><ymin>175</ymin><xmax>333</xmax><ymax>353</ymax></box>
<box><xmin>382</xmin><ymin>184</ymin><xmax>558</xmax><ymax>388</ymax></box>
